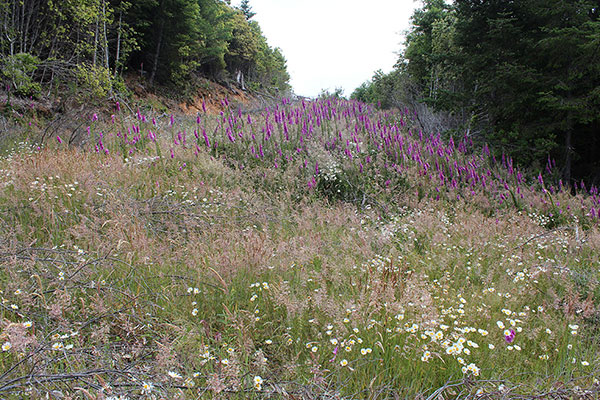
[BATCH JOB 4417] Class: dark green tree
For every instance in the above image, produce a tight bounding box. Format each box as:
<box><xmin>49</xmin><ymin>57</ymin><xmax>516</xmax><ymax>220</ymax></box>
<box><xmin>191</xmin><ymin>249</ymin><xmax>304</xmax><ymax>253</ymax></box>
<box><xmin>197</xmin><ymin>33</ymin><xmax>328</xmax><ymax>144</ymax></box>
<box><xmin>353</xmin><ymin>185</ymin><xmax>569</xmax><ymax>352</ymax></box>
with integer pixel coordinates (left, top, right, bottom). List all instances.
<box><xmin>239</xmin><ymin>0</ymin><xmax>256</xmax><ymax>20</ymax></box>
<box><xmin>454</xmin><ymin>0</ymin><xmax>600</xmax><ymax>181</ymax></box>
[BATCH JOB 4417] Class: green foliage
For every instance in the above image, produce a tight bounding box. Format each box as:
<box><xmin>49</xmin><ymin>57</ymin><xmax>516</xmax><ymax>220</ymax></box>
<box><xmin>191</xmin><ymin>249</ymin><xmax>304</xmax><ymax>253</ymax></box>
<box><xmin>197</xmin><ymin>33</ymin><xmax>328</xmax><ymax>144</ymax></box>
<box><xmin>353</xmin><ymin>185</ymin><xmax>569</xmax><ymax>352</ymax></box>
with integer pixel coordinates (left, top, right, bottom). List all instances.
<box><xmin>0</xmin><ymin>53</ymin><xmax>41</xmax><ymax>97</ymax></box>
<box><xmin>357</xmin><ymin>0</ymin><xmax>600</xmax><ymax>183</ymax></box>
<box><xmin>239</xmin><ymin>0</ymin><xmax>256</xmax><ymax>20</ymax></box>
<box><xmin>0</xmin><ymin>0</ymin><xmax>290</xmax><ymax>101</ymax></box>
<box><xmin>75</xmin><ymin>64</ymin><xmax>114</xmax><ymax>98</ymax></box>
<box><xmin>122</xmin><ymin>0</ymin><xmax>290</xmax><ymax>93</ymax></box>
<box><xmin>318</xmin><ymin>87</ymin><xmax>345</xmax><ymax>100</ymax></box>
<box><xmin>315</xmin><ymin>162</ymin><xmax>356</xmax><ymax>203</ymax></box>
<box><xmin>351</xmin><ymin>69</ymin><xmax>406</xmax><ymax>108</ymax></box>
<box><xmin>453</xmin><ymin>0</ymin><xmax>600</xmax><ymax>179</ymax></box>
<box><xmin>225</xmin><ymin>13</ymin><xmax>261</xmax><ymax>76</ymax></box>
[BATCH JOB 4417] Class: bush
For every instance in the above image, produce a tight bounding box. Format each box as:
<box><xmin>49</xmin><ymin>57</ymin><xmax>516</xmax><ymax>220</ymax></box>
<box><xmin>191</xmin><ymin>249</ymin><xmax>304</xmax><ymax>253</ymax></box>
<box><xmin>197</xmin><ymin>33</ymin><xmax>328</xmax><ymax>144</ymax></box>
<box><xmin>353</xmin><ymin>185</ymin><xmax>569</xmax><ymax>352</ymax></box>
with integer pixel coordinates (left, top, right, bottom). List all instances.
<box><xmin>1</xmin><ymin>53</ymin><xmax>42</xmax><ymax>98</ymax></box>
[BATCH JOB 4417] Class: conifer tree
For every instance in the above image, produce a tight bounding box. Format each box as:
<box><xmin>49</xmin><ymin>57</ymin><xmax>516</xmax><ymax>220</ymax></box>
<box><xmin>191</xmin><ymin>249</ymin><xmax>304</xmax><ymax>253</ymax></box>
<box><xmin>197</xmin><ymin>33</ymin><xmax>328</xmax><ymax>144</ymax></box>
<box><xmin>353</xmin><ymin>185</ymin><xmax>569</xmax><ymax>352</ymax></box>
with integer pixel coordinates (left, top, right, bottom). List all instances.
<box><xmin>240</xmin><ymin>0</ymin><xmax>256</xmax><ymax>20</ymax></box>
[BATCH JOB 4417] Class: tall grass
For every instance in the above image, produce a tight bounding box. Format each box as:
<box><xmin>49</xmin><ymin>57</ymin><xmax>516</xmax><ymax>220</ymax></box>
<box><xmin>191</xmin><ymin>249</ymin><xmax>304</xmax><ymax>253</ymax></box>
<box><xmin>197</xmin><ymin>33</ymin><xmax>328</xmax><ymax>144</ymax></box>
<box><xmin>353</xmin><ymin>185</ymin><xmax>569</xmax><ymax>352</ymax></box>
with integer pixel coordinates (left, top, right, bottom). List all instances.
<box><xmin>0</xmin><ymin>98</ymin><xmax>598</xmax><ymax>399</ymax></box>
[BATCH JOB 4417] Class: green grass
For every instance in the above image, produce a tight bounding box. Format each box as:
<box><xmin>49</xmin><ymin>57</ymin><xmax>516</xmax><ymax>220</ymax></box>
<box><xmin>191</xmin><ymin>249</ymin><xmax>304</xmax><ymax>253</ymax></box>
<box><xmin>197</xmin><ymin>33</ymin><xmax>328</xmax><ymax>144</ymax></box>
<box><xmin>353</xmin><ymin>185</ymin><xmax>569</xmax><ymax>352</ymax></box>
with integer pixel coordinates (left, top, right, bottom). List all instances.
<box><xmin>0</xmin><ymin>102</ymin><xmax>599</xmax><ymax>399</ymax></box>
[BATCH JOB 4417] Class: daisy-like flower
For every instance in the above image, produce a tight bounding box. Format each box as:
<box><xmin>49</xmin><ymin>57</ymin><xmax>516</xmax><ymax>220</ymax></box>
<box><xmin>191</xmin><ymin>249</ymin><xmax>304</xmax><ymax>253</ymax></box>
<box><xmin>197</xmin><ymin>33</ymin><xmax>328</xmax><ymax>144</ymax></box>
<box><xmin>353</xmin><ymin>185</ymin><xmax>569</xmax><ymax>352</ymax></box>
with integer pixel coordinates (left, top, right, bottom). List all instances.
<box><xmin>340</xmin><ymin>359</ymin><xmax>348</xmax><ymax>367</ymax></box>
<box><xmin>141</xmin><ymin>381</ymin><xmax>154</xmax><ymax>395</ymax></box>
<box><xmin>311</xmin><ymin>346</ymin><xmax>318</xmax><ymax>353</ymax></box>
<box><xmin>191</xmin><ymin>308</ymin><xmax>198</xmax><ymax>316</ymax></box>
<box><xmin>253</xmin><ymin>376</ymin><xmax>263</xmax><ymax>390</ymax></box>
<box><xmin>221</xmin><ymin>358</ymin><xmax>229</xmax><ymax>365</ymax></box>
<box><xmin>265</xmin><ymin>339</ymin><xmax>273</xmax><ymax>345</ymax></box>
<box><xmin>466</xmin><ymin>363</ymin><xmax>481</xmax><ymax>376</ymax></box>
<box><xmin>582</xmin><ymin>361</ymin><xmax>590</xmax><ymax>366</ymax></box>
<box><xmin>497</xmin><ymin>321</ymin><xmax>505</xmax><ymax>329</ymax></box>
<box><xmin>421</xmin><ymin>351</ymin><xmax>431</xmax><ymax>362</ymax></box>
<box><xmin>569</xmin><ymin>324</ymin><xmax>579</xmax><ymax>335</ymax></box>
<box><xmin>167</xmin><ymin>371</ymin><xmax>182</xmax><ymax>380</ymax></box>
<box><xmin>184</xmin><ymin>378</ymin><xmax>195</xmax><ymax>388</ymax></box>
<box><xmin>23</xmin><ymin>321</ymin><xmax>33</xmax><ymax>328</ymax></box>
<box><xmin>52</xmin><ymin>342</ymin><xmax>64</xmax><ymax>351</ymax></box>
<box><xmin>2</xmin><ymin>342</ymin><xmax>11</xmax><ymax>352</ymax></box>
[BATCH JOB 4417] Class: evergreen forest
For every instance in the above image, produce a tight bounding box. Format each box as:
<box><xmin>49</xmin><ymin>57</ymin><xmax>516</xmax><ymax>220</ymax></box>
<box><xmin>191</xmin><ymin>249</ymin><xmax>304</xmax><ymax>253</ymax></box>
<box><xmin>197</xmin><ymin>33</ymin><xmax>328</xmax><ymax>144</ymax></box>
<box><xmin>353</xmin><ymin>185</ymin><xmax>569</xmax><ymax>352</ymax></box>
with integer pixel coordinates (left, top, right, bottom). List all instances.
<box><xmin>353</xmin><ymin>0</ymin><xmax>600</xmax><ymax>185</ymax></box>
<box><xmin>0</xmin><ymin>0</ymin><xmax>290</xmax><ymax>99</ymax></box>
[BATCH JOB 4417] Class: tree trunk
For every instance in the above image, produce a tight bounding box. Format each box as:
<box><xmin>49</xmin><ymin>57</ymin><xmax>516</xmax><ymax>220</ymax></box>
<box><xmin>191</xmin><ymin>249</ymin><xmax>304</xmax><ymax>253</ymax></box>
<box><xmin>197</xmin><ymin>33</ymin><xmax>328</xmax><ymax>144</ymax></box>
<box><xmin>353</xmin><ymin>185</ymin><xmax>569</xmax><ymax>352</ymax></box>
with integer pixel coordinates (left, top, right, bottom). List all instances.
<box><xmin>149</xmin><ymin>19</ymin><xmax>165</xmax><ymax>86</ymax></box>
<box><xmin>564</xmin><ymin>128</ymin><xmax>573</xmax><ymax>186</ymax></box>
<box><xmin>19</xmin><ymin>0</ymin><xmax>24</xmax><ymax>53</ymax></box>
<box><xmin>102</xmin><ymin>0</ymin><xmax>109</xmax><ymax>70</ymax></box>
<box><xmin>114</xmin><ymin>10</ymin><xmax>122</xmax><ymax>75</ymax></box>
<box><xmin>93</xmin><ymin>8</ymin><xmax>99</xmax><ymax>67</ymax></box>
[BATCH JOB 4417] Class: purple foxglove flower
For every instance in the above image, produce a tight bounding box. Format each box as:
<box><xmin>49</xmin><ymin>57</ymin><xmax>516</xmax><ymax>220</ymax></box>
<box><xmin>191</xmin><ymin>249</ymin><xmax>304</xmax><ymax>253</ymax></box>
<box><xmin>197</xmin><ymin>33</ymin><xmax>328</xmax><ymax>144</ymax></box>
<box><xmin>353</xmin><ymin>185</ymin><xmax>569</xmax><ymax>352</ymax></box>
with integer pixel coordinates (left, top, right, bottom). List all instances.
<box><xmin>505</xmin><ymin>329</ymin><xmax>516</xmax><ymax>343</ymax></box>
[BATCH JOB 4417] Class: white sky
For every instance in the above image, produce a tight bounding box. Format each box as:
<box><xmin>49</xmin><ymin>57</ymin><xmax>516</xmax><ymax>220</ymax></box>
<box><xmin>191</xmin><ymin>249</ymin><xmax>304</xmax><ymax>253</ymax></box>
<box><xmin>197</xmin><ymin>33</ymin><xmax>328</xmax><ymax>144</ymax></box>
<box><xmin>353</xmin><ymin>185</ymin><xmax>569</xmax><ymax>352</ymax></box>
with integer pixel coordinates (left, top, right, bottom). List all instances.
<box><xmin>231</xmin><ymin>0</ymin><xmax>421</xmax><ymax>98</ymax></box>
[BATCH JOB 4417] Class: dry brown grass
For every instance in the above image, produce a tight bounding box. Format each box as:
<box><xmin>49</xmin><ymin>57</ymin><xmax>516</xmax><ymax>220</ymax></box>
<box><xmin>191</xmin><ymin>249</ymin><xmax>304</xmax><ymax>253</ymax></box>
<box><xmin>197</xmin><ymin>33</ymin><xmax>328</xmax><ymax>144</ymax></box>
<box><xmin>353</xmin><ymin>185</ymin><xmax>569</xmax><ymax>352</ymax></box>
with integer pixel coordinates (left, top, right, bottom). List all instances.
<box><xmin>1</xmin><ymin>109</ymin><xmax>599</xmax><ymax>399</ymax></box>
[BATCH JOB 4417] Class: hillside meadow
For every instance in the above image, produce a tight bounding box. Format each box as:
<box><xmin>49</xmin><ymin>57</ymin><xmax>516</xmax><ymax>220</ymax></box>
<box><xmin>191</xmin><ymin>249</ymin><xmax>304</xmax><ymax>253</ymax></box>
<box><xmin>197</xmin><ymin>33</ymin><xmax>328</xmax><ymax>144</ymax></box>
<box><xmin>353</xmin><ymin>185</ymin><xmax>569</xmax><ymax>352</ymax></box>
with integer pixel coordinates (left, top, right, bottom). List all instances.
<box><xmin>1</xmin><ymin>98</ymin><xmax>599</xmax><ymax>399</ymax></box>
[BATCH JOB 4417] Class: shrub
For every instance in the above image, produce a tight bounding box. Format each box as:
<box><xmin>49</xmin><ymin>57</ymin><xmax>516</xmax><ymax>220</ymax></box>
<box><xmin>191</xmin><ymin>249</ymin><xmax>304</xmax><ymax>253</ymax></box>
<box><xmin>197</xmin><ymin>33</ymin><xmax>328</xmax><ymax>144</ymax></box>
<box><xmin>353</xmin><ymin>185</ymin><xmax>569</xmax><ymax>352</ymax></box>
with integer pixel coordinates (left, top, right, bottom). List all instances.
<box><xmin>0</xmin><ymin>53</ymin><xmax>42</xmax><ymax>98</ymax></box>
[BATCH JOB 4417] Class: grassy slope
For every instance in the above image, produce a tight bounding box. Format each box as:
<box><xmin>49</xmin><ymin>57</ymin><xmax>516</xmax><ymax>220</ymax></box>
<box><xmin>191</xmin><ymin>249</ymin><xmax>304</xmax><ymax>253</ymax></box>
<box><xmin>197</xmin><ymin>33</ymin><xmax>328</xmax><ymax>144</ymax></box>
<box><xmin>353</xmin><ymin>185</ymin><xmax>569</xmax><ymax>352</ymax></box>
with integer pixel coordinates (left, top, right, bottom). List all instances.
<box><xmin>0</xmin><ymin>98</ymin><xmax>599</xmax><ymax>399</ymax></box>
